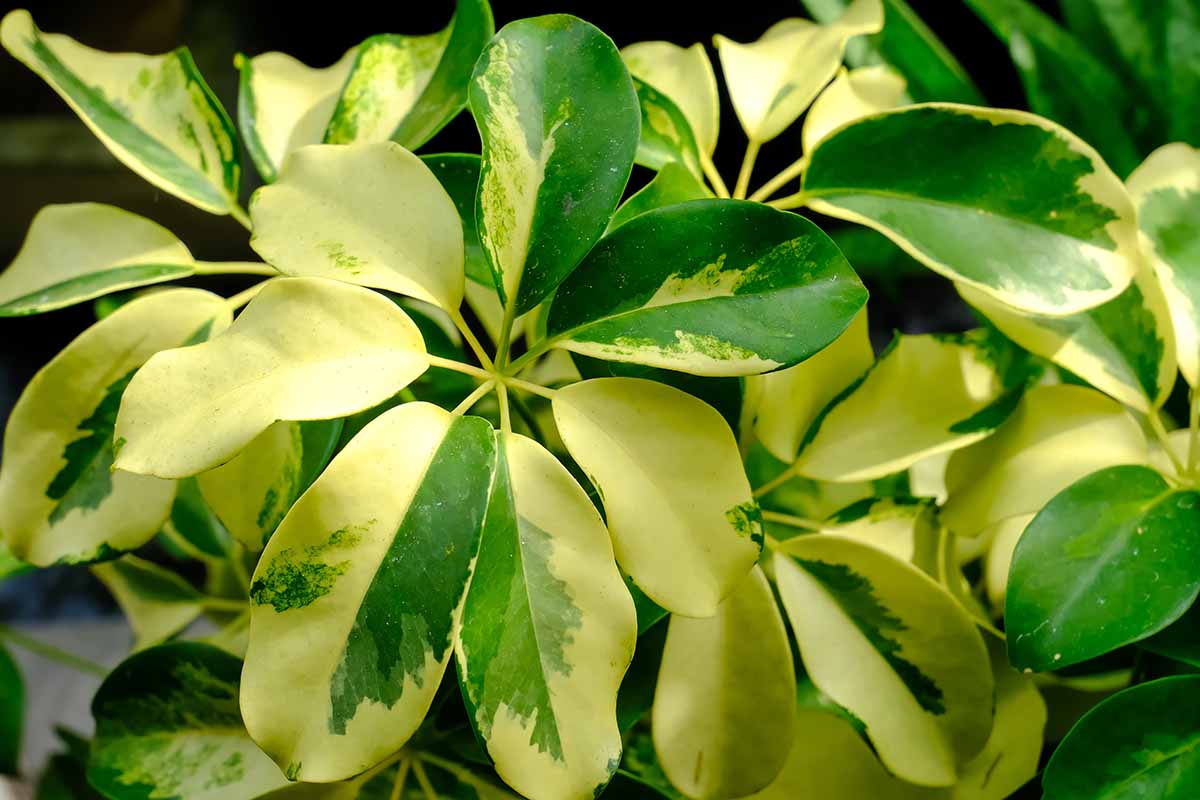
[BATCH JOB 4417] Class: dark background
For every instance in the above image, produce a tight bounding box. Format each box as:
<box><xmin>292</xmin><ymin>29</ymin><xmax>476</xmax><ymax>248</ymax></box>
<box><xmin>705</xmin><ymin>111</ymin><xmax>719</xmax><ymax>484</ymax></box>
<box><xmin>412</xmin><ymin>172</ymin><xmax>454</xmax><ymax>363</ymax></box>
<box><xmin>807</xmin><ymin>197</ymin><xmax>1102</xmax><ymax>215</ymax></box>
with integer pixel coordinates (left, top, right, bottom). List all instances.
<box><xmin>0</xmin><ymin>0</ymin><xmax>1055</xmax><ymax>616</ymax></box>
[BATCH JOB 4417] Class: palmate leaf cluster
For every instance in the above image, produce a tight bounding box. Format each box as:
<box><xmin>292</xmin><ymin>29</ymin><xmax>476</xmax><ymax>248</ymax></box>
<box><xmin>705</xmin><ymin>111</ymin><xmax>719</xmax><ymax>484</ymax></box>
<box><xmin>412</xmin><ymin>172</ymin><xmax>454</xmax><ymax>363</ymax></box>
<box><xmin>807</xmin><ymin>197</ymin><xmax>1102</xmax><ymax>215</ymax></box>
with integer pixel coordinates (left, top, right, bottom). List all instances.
<box><xmin>0</xmin><ymin>0</ymin><xmax>1198</xmax><ymax>798</ymax></box>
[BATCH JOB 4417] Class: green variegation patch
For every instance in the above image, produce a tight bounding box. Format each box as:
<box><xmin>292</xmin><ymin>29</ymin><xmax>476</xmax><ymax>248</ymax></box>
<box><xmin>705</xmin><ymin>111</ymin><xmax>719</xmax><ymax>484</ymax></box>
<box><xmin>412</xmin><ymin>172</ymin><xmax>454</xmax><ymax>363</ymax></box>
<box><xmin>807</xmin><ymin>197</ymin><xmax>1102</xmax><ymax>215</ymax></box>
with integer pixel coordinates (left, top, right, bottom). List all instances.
<box><xmin>548</xmin><ymin>200</ymin><xmax>867</xmax><ymax>376</ymax></box>
<box><xmin>89</xmin><ymin>643</ymin><xmax>286</xmax><ymax>800</ymax></box>
<box><xmin>1</xmin><ymin>10</ymin><xmax>242</xmax><ymax>216</ymax></box>
<box><xmin>92</xmin><ymin>556</ymin><xmax>207</xmax><ymax>652</ymax></box>
<box><xmin>632</xmin><ymin>78</ymin><xmax>705</xmax><ymax>179</ymax></box>
<box><xmin>242</xmin><ymin>403</ymin><xmax>495</xmax><ymax>782</ymax></box>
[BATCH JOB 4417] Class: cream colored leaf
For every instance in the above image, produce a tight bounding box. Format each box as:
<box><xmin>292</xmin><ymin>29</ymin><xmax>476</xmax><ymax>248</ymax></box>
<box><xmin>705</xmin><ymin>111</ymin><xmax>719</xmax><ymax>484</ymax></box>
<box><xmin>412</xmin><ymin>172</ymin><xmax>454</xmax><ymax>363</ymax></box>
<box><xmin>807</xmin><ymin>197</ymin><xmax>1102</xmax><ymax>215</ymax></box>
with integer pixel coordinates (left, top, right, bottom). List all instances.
<box><xmin>0</xmin><ymin>203</ymin><xmax>194</xmax><ymax>316</ymax></box>
<box><xmin>92</xmin><ymin>555</ymin><xmax>206</xmax><ymax>652</ymax></box>
<box><xmin>0</xmin><ymin>289</ymin><xmax>230</xmax><ymax>566</ymax></box>
<box><xmin>250</xmin><ymin>142</ymin><xmax>465</xmax><ymax>310</ymax></box>
<box><xmin>774</xmin><ymin>536</ymin><xmax>994</xmax><ymax>787</ymax></box>
<box><xmin>941</xmin><ymin>384</ymin><xmax>1147</xmax><ymax>538</ymax></box>
<box><xmin>552</xmin><ymin>377</ymin><xmax>762</xmax><ymax>617</ymax></box>
<box><xmin>745</xmin><ymin>308</ymin><xmax>872</xmax><ymax>462</ymax></box>
<box><xmin>794</xmin><ymin>334</ymin><xmax>1007</xmax><ymax>482</ymax></box>
<box><xmin>653</xmin><ymin>566</ymin><xmax>795</xmax><ymax>798</ymax></box>
<box><xmin>114</xmin><ymin>278</ymin><xmax>428</xmax><ymax>479</ymax></box>
<box><xmin>983</xmin><ymin>515</ymin><xmax>1033</xmax><ymax>612</ymax></box>
<box><xmin>802</xmin><ymin>65</ymin><xmax>909</xmax><ymax>152</ymax></box>
<box><xmin>236</xmin><ymin>48</ymin><xmax>356</xmax><ymax>183</ymax></box>
<box><xmin>1127</xmin><ymin>143</ymin><xmax>1200</xmax><ymax>387</ymax></box>
<box><xmin>714</xmin><ymin>0</ymin><xmax>884</xmax><ymax>143</ymax></box>
<box><xmin>621</xmin><ymin>41</ymin><xmax>720</xmax><ymax>155</ymax></box>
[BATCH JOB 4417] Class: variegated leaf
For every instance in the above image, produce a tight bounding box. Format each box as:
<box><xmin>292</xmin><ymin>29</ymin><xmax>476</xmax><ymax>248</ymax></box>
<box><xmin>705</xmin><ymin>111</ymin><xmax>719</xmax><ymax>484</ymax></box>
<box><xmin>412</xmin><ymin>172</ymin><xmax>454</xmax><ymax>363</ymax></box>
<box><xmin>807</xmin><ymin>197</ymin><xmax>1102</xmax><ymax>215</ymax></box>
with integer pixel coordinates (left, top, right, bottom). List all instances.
<box><xmin>242</xmin><ymin>403</ymin><xmax>495</xmax><ymax>782</ymax></box>
<box><xmin>714</xmin><ymin>0</ymin><xmax>884</xmax><ymax>143</ymax></box>
<box><xmin>1</xmin><ymin>10</ymin><xmax>241</xmax><ymax>216</ymax></box>
<box><xmin>804</xmin><ymin>104</ymin><xmax>1141</xmax><ymax>315</ymax></box>
<box><xmin>653</xmin><ymin>566</ymin><xmax>796</xmax><ymax>798</ymax></box>
<box><xmin>553</xmin><ymin>377</ymin><xmax>761</xmax><ymax>617</ymax></box>
<box><xmin>114</xmin><ymin>278</ymin><xmax>428</xmax><ymax>479</ymax></box>
<box><xmin>0</xmin><ymin>204</ymin><xmax>194</xmax><ymax>317</ymax></box>
<box><xmin>795</xmin><ymin>334</ymin><xmax>1012</xmax><ymax>482</ymax></box>
<box><xmin>92</xmin><ymin>556</ymin><xmax>207</xmax><ymax>652</ymax></box>
<box><xmin>422</xmin><ymin>153</ymin><xmax>492</xmax><ymax>286</ymax></box>
<box><xmin>941</xmin><ymin>384</ymin><xmax>1148</xmax><ymax>538</ymax></box>
<box><xmin>774</xmin><ymin>536</ymin><xmax>994</xmax><ymax>787</ymax></box>
<box><xmin>608</xmin><ymin>163</ymin><xmax>712</xmax><ymax>232</ymax></box>
<box><xmin>198</xmin><ymin>420</ymin><xmax>342</xmax><ymax>551</ymax></box>
<box><xmin>0</xmin><ymin>289</ymin><xmax>230</xmax><ymax>566</ymax></box>
<box><xmin>632</xmin><ymin>77</ymin><xmax>704</xmax><ymax>180</ymax></box>
<box><xmin>621</xmin><ymin>41</ymin><xmax>719</xmax><ymax>156</ymax></box>
<box><xmin>250</xmin><ymin>143</ymin><xmax>465</xmax><ymax>310</ymax></box>
<box><xmin>470</xmin><ymin>14</ymin><xmax>640</xmax><ymax>316</ymax></box>
<box><xmin>1127</xmin><ymin>143</ymin><xmax>1200</xmax><ymax>387</ymax></box>
<box><xmin>456</xmin><ymin>432</ymin><xmax>636</xmax><ymax>800</ymax></box>
<box><xmin>89</xmin><ymin>643</ymin><xmax>287</xmax><ymax>800</ymax></box>
<box><xmin>802</xmin><ymin>65</ymin><xmax>909</xmax><ymax>152</ymax></box>
<box><xmin>546</xmin><ymin>200</ymin><xmax>868</xmax><ymax>377</ymax></box>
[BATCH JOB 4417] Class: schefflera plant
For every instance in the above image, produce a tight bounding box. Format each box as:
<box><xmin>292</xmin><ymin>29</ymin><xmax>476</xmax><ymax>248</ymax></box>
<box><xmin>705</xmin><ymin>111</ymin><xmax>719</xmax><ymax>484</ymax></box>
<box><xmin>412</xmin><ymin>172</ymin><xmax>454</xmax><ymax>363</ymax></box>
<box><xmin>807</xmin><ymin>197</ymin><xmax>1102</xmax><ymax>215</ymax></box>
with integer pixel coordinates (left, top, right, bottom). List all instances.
<box><xmin>1</xmin><ymin>1</ymin><xmax>1199</xmax><ymax>800</ymax></box>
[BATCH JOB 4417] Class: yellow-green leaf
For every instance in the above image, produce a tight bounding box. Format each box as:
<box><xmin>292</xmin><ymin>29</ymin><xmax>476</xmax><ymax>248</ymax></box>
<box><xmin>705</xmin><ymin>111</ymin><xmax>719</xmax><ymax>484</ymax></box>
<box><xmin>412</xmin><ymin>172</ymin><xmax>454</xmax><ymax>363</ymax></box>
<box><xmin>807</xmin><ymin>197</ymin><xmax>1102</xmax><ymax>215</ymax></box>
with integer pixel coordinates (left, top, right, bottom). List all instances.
<box><xmin>0</xmin><ymin>289</ymin><xmax>230</xmax><ymax>566</ymax></box>
<box><xmin>802</xmin><ymin>65</ymin><xmax>909</xmax><ymax>152</ymax></box>
<box><xmin>958</xmin><ymin>262</ymin><xmax>1176</xmax><ymax>413</ymax></box>
<box><xmin>0</xmin><ymin>203</ymin><xmax>194</xmax><ymax>316</ymax></box>
<box><xmin>456</xmin><ymin>432</ymin><xmax>636</xmax><ymax>800</ymax></box>
<box><xmin>197</xmin><ymin>420</ymin><xmax>341</xmax><ymax>551</ymax></box>
<box><xmin>114</xmin><ymin>278</ymin><xmax>428</xmax><ymax>479</ymax></box>
<box><xmin>552</xmin><ymin>378</ymin><xmax>762</xmax><ymax>617</ymax></box>
<box><xmin>745</xmin><ymin>309</ymin><xmax>872</xmax><ymax>462</ymax></box>
<box><xmin>714</xmin><ymin>0</ymin><xmax>884</xmax><ymax>143</ymax></box>
<box><xmin>1127</xmin><ymin>143</ymin><xmax>1200</xmax><ymax>387</ymax></box>
<box><xmin>941</xmin><ymin>384</ymin><xmax>1147</xmax><ymax>538</ymax></box>
<box><xmin>235</xmin><ymin>48</ymin><xmax>357</xmax><ymax>183</ymax></box>
<box><xmin>622</xmin><ymin>41</ymin><xmax>720</xmax><ymax>156</ymax></box>
<box><xmin>249</xmin><ymin>142</ymin><xmax>465</xmax><ymax>310</ymax></box>
<box><xmin>794</xmin><ymin>334</ymin><xmax>1010</xmax><ymax>482</ymax></box>
<box><xmin>242</xmin><ymin>402</ymin><xmax>495</xmax><ymax>782</ymax></box>
<box><xmin>652</xmin><ymin>566</ymin><xmax>795</xmax><ymax>798</ymax></box>
<box><xmin>774</xmin><ymin>536</ymin><xmax>994</xmax><ymax>787</ymax></box>
<box><xmin>1</xmin><ymin>10</ymin><xmax>241</xmax><ymax>216</ymax></box>
<box><xmin>92</xmin><ymin>555</ymin><xmax>206</xmax><ymax>652</ymax></box>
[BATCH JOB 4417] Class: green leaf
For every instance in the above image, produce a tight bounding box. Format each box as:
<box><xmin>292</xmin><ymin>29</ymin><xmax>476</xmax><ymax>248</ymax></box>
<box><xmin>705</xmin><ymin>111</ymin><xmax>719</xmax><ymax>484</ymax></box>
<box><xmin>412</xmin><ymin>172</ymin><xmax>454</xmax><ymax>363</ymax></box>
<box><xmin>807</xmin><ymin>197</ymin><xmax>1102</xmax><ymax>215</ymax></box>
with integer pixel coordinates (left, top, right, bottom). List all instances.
<box><xmin>89</xmin><ymin>642</ymin><xmax>287</xmax><ymax>799</ymax></box>
<box><xmin>242</xmin><ymin>403</ymin><xmax>494</xmax><ymax>782</ymax></box>
<box><xmin>800</xmin><ymin>0</ymin><xmax>984</xmax><ymax>104</ymax></box>
<box><xmin>941</xmin><ymin>384</ymin><xmax>1148</xmax><ymax>539</ymax></box>
<box><xmin>0</xmin><ymin>204</ymin><xmax>195</xmax><ymax>317</ymax></box>
<box><xmin>774</xmin><ymin>535</ymin><xmax>994</xmax><ymax>787</ymax></box>
<box><xmin>0</xmin><ymin>643</ymin><xmax>21</xmax><ymax>775</ymax></box>
<box><xmin>1141</xmin><ymin>600</ymin><xmax>1200</xmax><ymax>668</ymax></box>
<box><xmin>608</xmin><ymin>163</ymin><xmax>711</xmax><ymax>232</ymax></box>
<box><xmin>35</xmin><ymin>729</ymin><xmax>105</xmax><ymax>800</ymax></box>
<box><xmin>166</xmin><ymin>477</ymin><xmax>232</xmax><ymax>558</ymax></box>
<box><xmin>959</xmin><ymin>261</ymin><xmax>1176</xmax><ymax>414</ymax></box>
<box><xmin>804</xmin><ymin>104</ymin><xmax>1141</xmax><ymax>315</ymax></box>
<box><xmin>0</xmin><ymin>289</ymin><xmax>230</xmax><ymax>566</ymax></box>
<box><xmin>92</xmin><ymin>555</ymin><xmax>207</xmax><ymax>652</ymax></box>
<box><xmin>113</xmin><ymin>278</ymin><xmax>429</xmax><ymax>479</ymax></box>
<box><xmin>1</xmin><ymin>10</ymin><xmax>241</xmax><ymax>216</ymax></box>
<box><xmin>621</xmin><ymin>41</ymin><xmax>719</xmax><ymax>157</ymax></box>
<box><xmin>470</xmin><ymin>14</ymin><xmax>640</xmax><ymax>316</ymax></box>
<box><xmin>324</xmin><ymin>0</ymin><xmax>494</xmax><ymax>151</ymax></box>
<box><xmin>546</xmin><ymin>199</ymin><xmax>868</xmax><ymax>376</ymax></box>
<box><xmin>456</xmin><ymin>432</ymin><xmax>636</xmax><ymax>800</ymax></box>
<box><xmin>653</xmin><ymin>566</ymin><xmax>796</xmax><ymax>798</ymax></box>
<box><xmin>250</xmin><ymin>142</ymin><xmax>466</xmax><ymax>310</ymax></box>
<box><xmin>631</xmin><ymin>78</ymin><xmax>704</xmax><ymax>179</ymax></box>
<box><xmin>422</xmin><ymin>153</ymin><xmax>492</xmax><ymax>286</ymax></box>
<box><xmin>1006</xmin><ymin>465</ymin><xmax>1200</xmax><ymax>672</ymax></box>
<box><xmin>1128</xmin><ymin>143</ymin><xmax>1200</xmax><ymax>387</ymax></box>
<box><xmin>553</xmin><ymin>377</ymin><xmax>762</xmax><ymax>617</ymax></box>
<box><xmin>795</xmin><ymin>333</ymin><xmax>1012</xmax><ymax>482</ymax></box>
<box><xmin>198</xmin><ymin>419</ymin><xmax>341</xmax><ymax>550</ymax></box>
<box><xmin>1042</xmin><ymin>675</ymin><xmax>1200</xmax><ymax>799</ymax></box>
<box><xmin>744</xmin><ymin>308</ymin><xmax>872</xmax><ymax>463</ymax></box>
<box><xmin>714</xmin><ymin>0</ymin><xmax>885</xmax><ymax>143</ymax></box>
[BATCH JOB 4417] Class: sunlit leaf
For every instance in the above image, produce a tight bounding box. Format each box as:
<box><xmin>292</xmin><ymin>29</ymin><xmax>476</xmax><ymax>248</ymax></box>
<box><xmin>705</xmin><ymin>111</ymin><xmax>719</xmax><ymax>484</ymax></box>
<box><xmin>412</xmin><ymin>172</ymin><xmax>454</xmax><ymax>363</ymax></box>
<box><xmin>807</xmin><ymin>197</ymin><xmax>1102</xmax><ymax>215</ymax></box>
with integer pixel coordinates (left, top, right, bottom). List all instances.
<box><xmin>114</xmin><ymin>278</ymin><xmax>428</xmax><ymax>479</ymax></box>
<box><xmin>553</xmin><ymin>377</ymin><xmax>761</xmax><ymax>617</ymax></box>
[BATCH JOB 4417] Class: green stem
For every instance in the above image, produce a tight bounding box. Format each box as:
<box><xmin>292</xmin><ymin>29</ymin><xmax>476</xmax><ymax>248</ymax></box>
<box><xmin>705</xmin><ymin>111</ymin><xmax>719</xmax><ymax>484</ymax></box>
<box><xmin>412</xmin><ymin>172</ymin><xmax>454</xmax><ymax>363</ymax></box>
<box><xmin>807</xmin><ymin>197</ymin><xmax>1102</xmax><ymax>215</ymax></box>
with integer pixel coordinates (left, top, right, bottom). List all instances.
<box><xmin>1149</xmin><ymin>413</ymin><xmax>1187</xmax><ymax>478</ymax></box>
<box><xmin>192</xmin><ymin>261</ymin><xmax>277</xmax><ymax>277</ymax></box>
<box><xmin>229</xmin><ymin>204</ymin><xmax>253</xmax><ymax>232</ymax></box>
<box><xmin>202</xmin><ymin>596</ymin><xmax>248</xmax><ymax>613</ymax></box>
<box><xmin>0</xmin><ymin>624</ymin><xmax>107</xmax><ymax>677</ymax></box>
<box><xmin>452</xmin><ymin>380</ymin><xmax>496</xmax><ymax>416</ymax></box>
<box><xmin>700</xmin><ymin>151</ymin><xmax>731</xmax><ymax>199</ymax></box>
<box><xmin>224</xmin><ymin>281</ymin><xmax>270</xmax><ymax>311</ymax></box>
<box><xmin>508</xmin><ymin>392</ymin><xmax>547</xmax><ymax>443</ymax></box>
<box><xmin>228</xmin><ymin>543</ymin><xmax>253</xmax><ymax>595</ymax></box>
<box><xmin>504</xmin><ymin>338</ymin><xmax>557</xmax><ymax>377</ymax></box>
<box><xmin>388</xmin><ymin>759</ymin><xmax>411</xmax><ymax>800</ymax></box>
<box><xmin>160</xmin><ymin>522</ymin><xmax>219</xmax><ymax>563</ymax></box>
<box><xmin>749</xmin><ymin>153</ymin><xmax>810</xmax><ymax>203</ymax></box>
<box><xmin>449</xmin><ymin>308</ymin><xmax>496</xmax><ymax>371</ymax></box>
<box><xmin>498</xmin><ymin>383</ymin><xmax>512</xmax><ymax>434</ymax></box>
<box><xmin>733</xmin><ymin>139</ymin><xmax>761</xmax><ymax>200</ymax></box>
<box><xmin>753</xmin><ymin>462</ymin><xmax>800</xmax><ymax>498</ymax></box>
<box><xmin>767</xmin><ymin>191</ymin><xmax>809</xmax><ymax>210</ymax></box>
<box><xmin>494</xmin><ymin>297</ymin><xmax>519</xmax><ymax>371</ymax></box>
<box><xmin>761</xmin><ymin>510</ymin><xmax>824</xmax><ymax>530</ymax></box>
<box><xmin>505</xmin><ymin>376</ymin><xmax>557</xmax><ymax>400</ymax></box>
<box><xmin>427</xmin><ymin>355</ymin><xmax>493</xmax><ymax>381</ymax></box>
<box><xmin>411</xmin><ymin>761</ymin><xmax>439</xmax><ymax>800</ymax></box>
